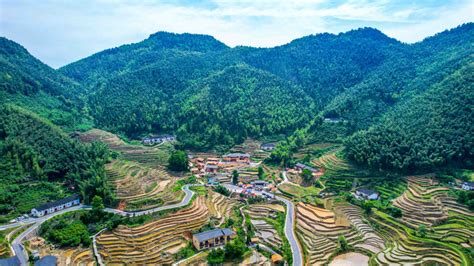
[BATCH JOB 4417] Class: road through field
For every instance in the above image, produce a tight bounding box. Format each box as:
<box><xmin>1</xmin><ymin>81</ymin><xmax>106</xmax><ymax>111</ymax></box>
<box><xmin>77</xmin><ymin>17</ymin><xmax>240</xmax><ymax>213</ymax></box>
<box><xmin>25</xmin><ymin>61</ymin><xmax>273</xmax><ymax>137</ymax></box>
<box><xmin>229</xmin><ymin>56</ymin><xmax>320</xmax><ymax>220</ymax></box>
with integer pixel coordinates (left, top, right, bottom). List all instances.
<box><xmin>6</xmin><ymin>184</ymin><xmax>197</xmax><ymax>266</ymax></box>
<box><xmin>225</xmin><ymin>175</ymin><xmax>303</xmax><ymax>266</ymax></box>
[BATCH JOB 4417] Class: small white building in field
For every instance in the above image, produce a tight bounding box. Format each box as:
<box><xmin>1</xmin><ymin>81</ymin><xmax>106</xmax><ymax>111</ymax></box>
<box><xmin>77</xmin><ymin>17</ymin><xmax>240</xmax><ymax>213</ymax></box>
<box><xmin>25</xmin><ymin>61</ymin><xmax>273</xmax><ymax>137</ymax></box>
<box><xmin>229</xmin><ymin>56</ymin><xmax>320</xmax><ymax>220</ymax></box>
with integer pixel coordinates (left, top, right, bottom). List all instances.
<box><xmin>355</xmin><ymin>188</ymin><xmax>379</xmax><ymax>200</ymax></box>
<box><xmin>142</xmin><ymin>135</ymin><xmax>175</xmax><ymax>145</ymax></box>
<box><xmin>31</xmin><ymin>195</ymin><xmax>81</xmax><ymax>217</ymax></box>
<box><xmin>461</xmin><ymin>182</ymin><xmax>474</xmax><ymax>191</ymax></box>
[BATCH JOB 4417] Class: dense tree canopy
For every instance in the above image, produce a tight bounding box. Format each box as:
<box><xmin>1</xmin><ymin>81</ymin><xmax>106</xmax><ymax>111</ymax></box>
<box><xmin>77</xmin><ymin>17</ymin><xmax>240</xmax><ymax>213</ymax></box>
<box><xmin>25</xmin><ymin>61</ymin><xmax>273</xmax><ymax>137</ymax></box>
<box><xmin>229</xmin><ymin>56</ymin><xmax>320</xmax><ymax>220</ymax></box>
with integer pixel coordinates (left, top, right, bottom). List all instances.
<box><xmin>345</xmin><ymin>63</ymin><xmax>473</xmax><ymax>171</ymax></box>
<box><xmin>0</xmin><ymin>105</ymin><xmax>114</xmax><ymax>219</ymax></box>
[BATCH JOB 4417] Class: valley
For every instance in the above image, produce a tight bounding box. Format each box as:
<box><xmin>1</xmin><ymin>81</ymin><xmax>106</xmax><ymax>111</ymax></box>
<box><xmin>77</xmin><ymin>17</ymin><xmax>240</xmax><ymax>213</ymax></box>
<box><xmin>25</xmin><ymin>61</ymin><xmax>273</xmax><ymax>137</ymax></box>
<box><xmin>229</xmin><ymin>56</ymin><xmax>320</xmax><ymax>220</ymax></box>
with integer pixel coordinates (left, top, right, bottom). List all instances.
<box><xmin>0</xmin><ymin>22</ymin><xmax>472</xmax><ymax>266</ymax></box>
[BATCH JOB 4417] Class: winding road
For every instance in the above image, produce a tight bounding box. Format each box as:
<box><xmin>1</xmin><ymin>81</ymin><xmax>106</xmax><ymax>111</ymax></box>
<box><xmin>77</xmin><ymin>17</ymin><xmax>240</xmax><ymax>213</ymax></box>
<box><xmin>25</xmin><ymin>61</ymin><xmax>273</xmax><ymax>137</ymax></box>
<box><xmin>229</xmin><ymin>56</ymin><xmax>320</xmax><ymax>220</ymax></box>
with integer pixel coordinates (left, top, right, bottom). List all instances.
<box><xmin>3</xmin><ymin>184</ymin><xmax>197</xmax><ymax>266</ymax></box>
<box><xmin>224</xmin><ymin>173</ymin><xmax>304</xmax><ymax>266</ymax></box>
<box><xmin>5</xmin><ymin>178</ymin><xmax>304</xmax><ymax>266</ymax></box>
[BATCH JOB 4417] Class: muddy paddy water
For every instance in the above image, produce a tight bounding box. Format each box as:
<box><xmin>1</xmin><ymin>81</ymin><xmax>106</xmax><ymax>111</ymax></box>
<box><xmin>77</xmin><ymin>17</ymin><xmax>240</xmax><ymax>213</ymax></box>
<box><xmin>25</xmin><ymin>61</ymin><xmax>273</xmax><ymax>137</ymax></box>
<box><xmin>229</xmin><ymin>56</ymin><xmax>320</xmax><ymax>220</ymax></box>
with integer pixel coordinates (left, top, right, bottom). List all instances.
<box><xmin>329</xmin><ymin>252</ymin><xmax>369</xmax><ymax>266</ymax></box>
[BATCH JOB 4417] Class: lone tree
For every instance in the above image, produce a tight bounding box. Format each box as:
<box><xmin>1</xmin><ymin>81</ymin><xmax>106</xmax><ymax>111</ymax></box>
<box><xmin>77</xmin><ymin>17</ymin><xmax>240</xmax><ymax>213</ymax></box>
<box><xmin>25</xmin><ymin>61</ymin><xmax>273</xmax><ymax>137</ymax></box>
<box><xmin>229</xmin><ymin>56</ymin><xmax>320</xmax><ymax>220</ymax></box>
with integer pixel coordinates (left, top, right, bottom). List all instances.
<box><xmin>91</xmin><ymin>195</ymin><xmax>105</xmax><ymax>220</ymax></box>
<box><xmin>258</xmin><ymin>166</ymin><xmax>264</xmax><ymax>180</ymax></box>
<box><xmin>418</xmin><ymin>224</ymin><xmax>427</xmax><ymax>237</ymax></box>
<box><xmin>232</xmin><ymin>170</ymin><xmax>239</xmax><ymax>185</ymax></box>
<box><xmin>301</xmin><ymin>168</ymin><xmax>313</xmax><ymax>183</ymax></box>
<box><xmin>168</xmin><ymin>150</ymin><xmax>189</xmax><ymax>171</ymax></box>
<box><xmin>338</xmin><ymin>235</ymin><xmax>349</xmax><ymax>251</ymax></box>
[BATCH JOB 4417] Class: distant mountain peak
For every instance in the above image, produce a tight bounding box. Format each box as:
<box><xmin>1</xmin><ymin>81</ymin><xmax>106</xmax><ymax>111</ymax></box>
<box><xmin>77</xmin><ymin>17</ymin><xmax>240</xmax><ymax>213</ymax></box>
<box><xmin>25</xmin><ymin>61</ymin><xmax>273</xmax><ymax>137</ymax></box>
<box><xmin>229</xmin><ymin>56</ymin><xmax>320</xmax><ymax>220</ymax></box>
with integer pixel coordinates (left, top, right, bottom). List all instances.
<box><xmin>143</xmin><ymin>31</ymin><xmax>229</xmax><ymax>52</ymax></box>
<box><xmin>343</xmin><ymin>27</ymin><xmax>390</xmax><ymax>39</ymax></box>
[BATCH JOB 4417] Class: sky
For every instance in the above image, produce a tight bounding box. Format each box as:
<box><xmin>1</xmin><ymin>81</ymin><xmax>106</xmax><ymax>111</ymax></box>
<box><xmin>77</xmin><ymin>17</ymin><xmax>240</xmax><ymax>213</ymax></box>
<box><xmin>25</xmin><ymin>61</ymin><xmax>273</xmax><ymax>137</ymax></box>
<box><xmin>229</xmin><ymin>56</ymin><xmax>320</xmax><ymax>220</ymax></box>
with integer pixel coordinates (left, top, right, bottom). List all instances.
<box><xmin>0</xmin><ymin>0</ymin><xmax>472</xmax><ymax>68</ymax></box>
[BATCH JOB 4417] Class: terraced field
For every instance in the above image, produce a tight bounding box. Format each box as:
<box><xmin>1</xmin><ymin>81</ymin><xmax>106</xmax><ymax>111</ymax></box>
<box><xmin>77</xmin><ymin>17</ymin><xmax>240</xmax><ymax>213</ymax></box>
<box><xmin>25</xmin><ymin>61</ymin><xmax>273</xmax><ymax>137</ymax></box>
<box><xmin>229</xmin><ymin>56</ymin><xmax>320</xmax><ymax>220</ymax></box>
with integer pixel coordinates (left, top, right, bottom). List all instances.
<box><xmin>296</xmin><ymin>202</ymin><xmax>383</xmax><ymax>265</ymax></box>
<box><xmin>0</xmin><ymin>245</ymin><xmax>8</xmax><ymax>258</ymax></box>
<box><xmin>312</xmin><ymin>149</ymin><xmax>369</xmax><ymax>177</ymax></box>
<box><xmin>392</xmin><ymin>176</ymin><xmax>466</xmax><ymax>228</ymax></box>
<box><xmin>296</xmin><ymin>202</ymin><xmax>351</xmax><ymax>265</ymax></box>
<box><xmin>40</xmin><ymin>248</ymin><xmax>95</xmax><ymax>266</ymax></box>
<box><xmin>79</xmin><ymin>129</ymin><xmax>172</xmax><ymax>168</ymax></box>
<box><xmin>105</xmin><ymin>160</ymin><xmax>183</xmax><ymax>210</ymax></box>
<box><xmin>206</xmin><ymin>190</ymin><xmax>237</xmax><ymax>226</ymax></box>
<box><xmin>333</xmin><ymin>203</ymin><xmax>385</xmax><ymax>254</ymax></box>
<box><xmin>96</xmin><ymin>197</ymin><xmax>209</xmax><ymax>265</ymax></box>
<box><xmin>245</xmin><ymin>204</ymin><xmax>285</xmax><ymax>249</ymax></box>
<box><xmin>368</xmin><ymin>175</ymin><xmax>473</xmax><ymax>265</ymax></box>
<box><xmin>0</xmin><ymin>227</ymin><xmax>17</xmax><ymax>258</ymax></box>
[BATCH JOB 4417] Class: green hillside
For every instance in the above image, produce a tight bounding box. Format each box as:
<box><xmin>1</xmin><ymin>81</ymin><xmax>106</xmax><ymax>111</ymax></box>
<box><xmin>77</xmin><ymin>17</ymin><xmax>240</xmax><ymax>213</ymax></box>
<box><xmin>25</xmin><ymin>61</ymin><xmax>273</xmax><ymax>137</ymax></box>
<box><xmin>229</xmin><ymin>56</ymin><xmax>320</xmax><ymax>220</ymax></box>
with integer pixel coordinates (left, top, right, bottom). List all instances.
<box><xmin>58</xmin><ymin>24</ymin><xmax>473</xmax><ymax>155</ymax></box>
<box><xmin>0</xmin><ymin>37</ymin><xmax>91</xmax><ymax>130</ymax></box>
<box><xmin>345</xmin><ymin>63</ymin><xmax>473</xmax><ymax>171</ymax></box>
<box><xmin>0</xmin><ymin>105</ymin><xmax>113</xmax><ymax>221</ymax></box>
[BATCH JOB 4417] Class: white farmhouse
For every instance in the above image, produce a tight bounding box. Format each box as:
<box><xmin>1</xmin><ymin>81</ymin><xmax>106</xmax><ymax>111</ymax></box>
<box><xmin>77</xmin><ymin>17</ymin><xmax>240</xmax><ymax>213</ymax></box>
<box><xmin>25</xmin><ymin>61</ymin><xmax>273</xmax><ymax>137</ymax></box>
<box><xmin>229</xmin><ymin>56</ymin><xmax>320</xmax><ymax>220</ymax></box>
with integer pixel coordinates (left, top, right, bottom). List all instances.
<box><xmin>355</xmin><ymin>188</ymin><xmax>380</xmax><ymax>200</ymax></box>
<box><xmin>461</xmin><ymin>182</ymin><xmax>474</xmax><ymax>191</ymax></box>
<box><xmin>31</xmin><ymin>194</ymin><xmax>81</xmax><ymax>217</ymax></box>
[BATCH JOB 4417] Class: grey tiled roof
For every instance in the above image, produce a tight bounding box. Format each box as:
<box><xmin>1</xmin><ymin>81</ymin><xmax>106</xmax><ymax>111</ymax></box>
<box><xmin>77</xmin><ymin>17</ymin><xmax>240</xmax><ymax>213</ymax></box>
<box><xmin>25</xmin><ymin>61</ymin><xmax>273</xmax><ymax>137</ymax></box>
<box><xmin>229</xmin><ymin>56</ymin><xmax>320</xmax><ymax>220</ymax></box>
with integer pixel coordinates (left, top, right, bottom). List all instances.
<box><xmin>34</xmin><ymin>256</ymin><xmax>57</xmax><ymax>266</ymax></box>
<box><xmin>224</xmin><ymin>153</ymin><xmax>250</xmax><ymax>158</ymax></box>
<box><xmin>194</xmin><ymin>228</ymin><xmax>234</xmax><ymax>242</ymax></box>
<box><xmin>356</xmin><ymin>188</ymin><xmax>378</xmax><ymax>196</ymax></box>
<box><xmin>34</xmin><ymin>194</ymin><xmax>80</xmax><ymax>212</ymax></box>
<box><xmin>0</xmin><ymin>256</ymin><xmax>20</xmax><ymax>266</ymax></box>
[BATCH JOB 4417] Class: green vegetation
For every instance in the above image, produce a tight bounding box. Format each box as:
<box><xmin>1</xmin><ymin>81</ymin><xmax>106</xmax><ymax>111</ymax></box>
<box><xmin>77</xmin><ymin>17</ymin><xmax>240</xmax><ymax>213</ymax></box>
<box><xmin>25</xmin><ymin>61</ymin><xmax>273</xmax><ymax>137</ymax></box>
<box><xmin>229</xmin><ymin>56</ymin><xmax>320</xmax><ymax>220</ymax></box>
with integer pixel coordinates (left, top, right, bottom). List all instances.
<box><xmin>454</xmin><ymin>190</ymin><xmax>474</xmax><ymax>210</ymax></box>
<box><xmin>232</xmin><ymin>170</ymin><xmax>239</xmax><ymax>185</ymax></box>
<box><xmin>168</xmin><ymin>150</ymin><xmax>189</xmax><ymax>171</ymax></box>
<box><xmin>175</xmin><ymin>243</ymin><xmax>196</xmax><ymax>261</ymax></box>
<box><xmin>39</xmin><ymin>210</ymin><xmax>122</xmax><ymax>248</ymax></box>
<box><xmin>301</xmin><ymin>169</ymin><xmax>313</xmax><ymax>183</ymax></box>
<box><xmin>45</xmin><ymin>220</ymin><xmax>91</xmax><ymax>247</ymax></box>
<box><xmin>214</xmin><ymin>185</ymin><xmax>231</xmax><ymax>197</ymax></box>
<box><xmin>54</xmin><ymin>24</ymin><xmax>472</xmax><ymax>154</ymax></box>
<box><xmin>0</xmin><ymin>37</ymin><xmax>90</xmax><ymax>130</ymax></box>
<box><xmin>0</xmin><ymin>105</ymin><xmax>114</xmax><ymax>221</ymax></box>
<box><xmin>264</xmin><ymin>210</ymin><xmax>293</xmax><ymax>264</ymax></box>
<box><xmin>172</xmin><ymin>175</ymin><xmax>197</xmax><ymax>192</ymax></box>
<box><xmin>346</xmin><ymin>63</ymin><xmax>473</xmax><ymax>172</ymax></box>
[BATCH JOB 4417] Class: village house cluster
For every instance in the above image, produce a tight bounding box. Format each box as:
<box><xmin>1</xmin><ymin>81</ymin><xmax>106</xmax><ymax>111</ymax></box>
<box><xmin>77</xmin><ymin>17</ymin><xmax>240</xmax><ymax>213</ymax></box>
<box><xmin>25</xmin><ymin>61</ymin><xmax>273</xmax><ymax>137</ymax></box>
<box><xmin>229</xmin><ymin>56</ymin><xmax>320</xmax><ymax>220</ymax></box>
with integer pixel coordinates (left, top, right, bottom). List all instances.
<box><xmin>287</xmin><ymin>162</ymin><xmax>323</xmax><ymax>178</ymax></box>
<box><xmin>189</xmin><ymin>153</ymin><xmax>251</xmax><ymax>177</ymax></box>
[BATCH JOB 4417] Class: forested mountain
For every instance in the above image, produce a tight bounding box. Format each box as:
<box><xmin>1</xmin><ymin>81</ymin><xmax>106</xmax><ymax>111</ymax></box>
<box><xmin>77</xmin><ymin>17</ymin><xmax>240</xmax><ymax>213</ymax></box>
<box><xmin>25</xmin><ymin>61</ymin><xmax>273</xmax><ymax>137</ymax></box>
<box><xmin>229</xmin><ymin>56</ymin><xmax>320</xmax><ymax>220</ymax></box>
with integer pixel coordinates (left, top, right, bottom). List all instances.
<box><xmin>235</xmin><ymin>28</ymin><xmax>402</xmax><ymax>106</ymax></box>
<box><xmin>177</xmin><ymin>65</ymin><xmax>315</xmax><ymax>148</ymax></box>
<box><xmin>322</xmin><ymin>24</ymin><xmax>474</xmax><ymax>130</ymax></box>
<box><xmin>1</xmin><ymin>23</ymin><xmax>471</xmax><ymax>173</ymax></box>
<box><xmin>0</xmin><ymin>37</ymin><xmax>90</xmax><ymax>129</ymax></box>
<box><xmin>58</xmin><ymin>24</ymin><xmax>473</xmax><ymax>153</ymax></box>
<box><xmin>0</xmin><ymin>105</ymin><xmax>112</xmax><ymax>221</ymax></box>
<box><xmin>60</xmin><ymin>32</ymin><xmax>229</xmax><ymax>90</ymax></box>
<box><xmin>346</xmin><ymin>63</ymin><xmax>473</xmax><ymax>171</ymax></box>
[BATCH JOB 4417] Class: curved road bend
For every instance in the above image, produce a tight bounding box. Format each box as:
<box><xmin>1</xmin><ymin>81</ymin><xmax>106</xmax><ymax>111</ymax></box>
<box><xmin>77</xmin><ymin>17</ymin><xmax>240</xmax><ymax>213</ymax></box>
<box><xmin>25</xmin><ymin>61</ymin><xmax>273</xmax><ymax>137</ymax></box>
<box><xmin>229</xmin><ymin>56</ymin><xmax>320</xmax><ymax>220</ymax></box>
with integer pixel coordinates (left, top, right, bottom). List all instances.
<box><xmin>225</xmin><ymin>177</ymin><xmax>303</xmax><ymax>266</ymax></box>
<box><xmin>9</xmin><ymin>184</ymin><xmax>197</xmax><ymax>266</ymax></box>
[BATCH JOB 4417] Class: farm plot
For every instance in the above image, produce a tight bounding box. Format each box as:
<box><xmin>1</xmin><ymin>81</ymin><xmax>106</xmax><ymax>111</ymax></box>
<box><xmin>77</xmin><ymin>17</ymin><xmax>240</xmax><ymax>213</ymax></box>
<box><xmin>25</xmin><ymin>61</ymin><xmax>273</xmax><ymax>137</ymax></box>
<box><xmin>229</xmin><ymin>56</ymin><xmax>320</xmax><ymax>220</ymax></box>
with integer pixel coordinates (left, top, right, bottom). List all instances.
<box><xmin>206</xmin><ymin>190</ymin><xmax>237</xmax><ymax>226</ymax></box>
<box><xmin>41</xmin><ymin>248</ymin><xmax>95</xmax><ymax>266</ymax></box>
<box><xmin>312</xmin><ymin>149</ymin><xmax>369</xmax><ymax>177</ymax></box>
<box><xmin>296</xmin><ymin>202</ymin><xmax>384</xmax><ymax>265</ymax></box>
<box><xmin>296</xmin><ymin>202</ymin><xmax>354</xmax><ymax>265</ymax></box>
<box><xmin>105</xmin><ymin>160</ymin><xmax>183</xmax><ymax>211</ymax></box>
<box><xmin>392</xmin><ymin>176</ymin><xmax>453</xmax><ymax>228</ymax></box>
<box><xmin>370</xmin><ymin>210</ymin><xmax>467</xmax><ymax>265</ymax></box>
<box><xmin>333</xmin><ymin>203</ymin><xmax>385</xmax><ymax>254</ymax></box>
<box><xmin>0</xmin><ymin>246</ymin><xmax>7</xmax><ymax>258</ymax></box>
<box><xmin>368</xmin><ymin>175</ymin><xmax>473</xmax><ymax>265</ymax></box>
<box><xmin>245</xmin><ymin>204</ymin><xmax>285</xmax><ymax>249</ymax></box>
<box><xmin>79</xmin><ymin>128</ymin><xmax>172</xmax><ymax>168</ymax></box>
<box><xmin>96</xmin><ymin>197</ymin><xmax>209</xmax><ymax>265</ymax></box>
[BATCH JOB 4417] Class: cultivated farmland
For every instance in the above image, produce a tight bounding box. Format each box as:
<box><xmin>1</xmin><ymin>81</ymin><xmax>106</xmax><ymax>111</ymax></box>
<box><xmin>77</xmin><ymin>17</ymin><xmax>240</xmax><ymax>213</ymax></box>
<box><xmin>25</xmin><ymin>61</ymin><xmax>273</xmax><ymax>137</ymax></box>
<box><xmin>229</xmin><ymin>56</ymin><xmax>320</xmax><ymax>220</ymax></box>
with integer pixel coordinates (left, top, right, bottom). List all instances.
<box><xmin>96</xmin><ymin>197</ymin><xmax>209</xmax><ymax>265</ymax></box>
<box><xmin>105</xmin><ymin>160</ymin><xmax>182</xmax><ymax>210</ymax></box>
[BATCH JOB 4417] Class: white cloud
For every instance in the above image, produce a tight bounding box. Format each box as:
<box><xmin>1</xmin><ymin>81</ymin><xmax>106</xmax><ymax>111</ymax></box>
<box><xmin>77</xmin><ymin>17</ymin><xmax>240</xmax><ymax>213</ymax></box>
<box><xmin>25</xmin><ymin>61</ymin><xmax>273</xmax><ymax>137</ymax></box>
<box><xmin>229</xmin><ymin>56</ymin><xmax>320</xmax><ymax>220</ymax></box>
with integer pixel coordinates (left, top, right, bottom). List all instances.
<box><xmin>0</xmin><ymin>0</ymin><xmax>471</xmax><ymax>68</ymax></box>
